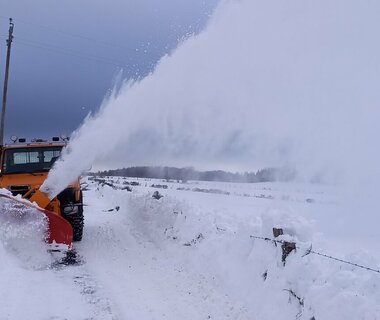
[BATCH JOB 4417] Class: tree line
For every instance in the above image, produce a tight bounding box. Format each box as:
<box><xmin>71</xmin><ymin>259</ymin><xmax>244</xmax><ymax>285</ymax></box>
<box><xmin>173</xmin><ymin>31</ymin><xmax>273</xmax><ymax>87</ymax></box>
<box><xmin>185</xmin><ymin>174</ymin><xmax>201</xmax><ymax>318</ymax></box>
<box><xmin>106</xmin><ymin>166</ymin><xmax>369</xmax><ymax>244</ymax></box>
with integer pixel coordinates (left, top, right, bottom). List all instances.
<box><xmin>91</xmin><ymin>166</ymin><xmax>296</xmax><ymax>183</ymax></box>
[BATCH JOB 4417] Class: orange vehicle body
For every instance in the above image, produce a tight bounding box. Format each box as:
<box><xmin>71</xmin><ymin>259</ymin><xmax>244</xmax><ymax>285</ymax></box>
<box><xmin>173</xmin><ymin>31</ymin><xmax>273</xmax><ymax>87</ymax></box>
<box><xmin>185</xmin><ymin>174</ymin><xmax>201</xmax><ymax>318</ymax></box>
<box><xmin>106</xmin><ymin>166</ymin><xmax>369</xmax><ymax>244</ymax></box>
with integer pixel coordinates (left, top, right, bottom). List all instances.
<box><xmin>0</xmin><ymin>140</ymin><xmax>83</xmax><ymax>245</ymax></box>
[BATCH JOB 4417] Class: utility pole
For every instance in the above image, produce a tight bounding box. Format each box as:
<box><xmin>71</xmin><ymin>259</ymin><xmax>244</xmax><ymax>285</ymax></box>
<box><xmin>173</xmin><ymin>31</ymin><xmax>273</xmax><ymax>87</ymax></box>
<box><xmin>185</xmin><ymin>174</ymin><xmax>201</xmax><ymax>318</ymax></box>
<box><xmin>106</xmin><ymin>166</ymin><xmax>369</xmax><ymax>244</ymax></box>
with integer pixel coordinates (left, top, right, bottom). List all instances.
<box><xmin>0</xmin><ymin>18</ymin><xmax>14</xmax><ymax>146</ymax></box>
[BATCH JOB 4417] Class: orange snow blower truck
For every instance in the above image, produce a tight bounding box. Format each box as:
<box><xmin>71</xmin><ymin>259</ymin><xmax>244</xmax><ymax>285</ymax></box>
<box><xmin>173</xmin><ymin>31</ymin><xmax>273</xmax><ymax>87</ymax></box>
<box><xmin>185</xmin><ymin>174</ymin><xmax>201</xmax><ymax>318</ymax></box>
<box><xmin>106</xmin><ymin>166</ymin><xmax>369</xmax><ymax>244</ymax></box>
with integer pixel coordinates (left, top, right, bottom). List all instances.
<box><xmin>0</xmin><ymin>137</ymin><xmax>83</xmax><ymax>246</ymax></box>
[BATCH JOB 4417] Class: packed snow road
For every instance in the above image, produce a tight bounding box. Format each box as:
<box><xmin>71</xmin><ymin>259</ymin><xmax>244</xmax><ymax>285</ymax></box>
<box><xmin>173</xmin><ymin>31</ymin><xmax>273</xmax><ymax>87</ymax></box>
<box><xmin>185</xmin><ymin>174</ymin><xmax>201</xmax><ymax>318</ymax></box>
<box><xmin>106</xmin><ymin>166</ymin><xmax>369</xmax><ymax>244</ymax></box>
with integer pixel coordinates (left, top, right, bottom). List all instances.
<box><xmin>1</xmin><ymin>177</ymin><xmax>379</xmax><ymax>319</ymax></box>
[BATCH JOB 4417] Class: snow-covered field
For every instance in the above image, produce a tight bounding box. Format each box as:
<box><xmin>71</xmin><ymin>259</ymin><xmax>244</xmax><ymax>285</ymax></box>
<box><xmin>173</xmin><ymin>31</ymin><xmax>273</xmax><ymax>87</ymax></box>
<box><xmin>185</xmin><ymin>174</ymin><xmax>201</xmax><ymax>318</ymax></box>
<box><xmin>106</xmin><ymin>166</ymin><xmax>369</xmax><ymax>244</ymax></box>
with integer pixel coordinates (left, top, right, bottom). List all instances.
<box><xmin>1</xmin><ymin>177</ymin><xmax>379</xmax><ymax>319</ymax></box>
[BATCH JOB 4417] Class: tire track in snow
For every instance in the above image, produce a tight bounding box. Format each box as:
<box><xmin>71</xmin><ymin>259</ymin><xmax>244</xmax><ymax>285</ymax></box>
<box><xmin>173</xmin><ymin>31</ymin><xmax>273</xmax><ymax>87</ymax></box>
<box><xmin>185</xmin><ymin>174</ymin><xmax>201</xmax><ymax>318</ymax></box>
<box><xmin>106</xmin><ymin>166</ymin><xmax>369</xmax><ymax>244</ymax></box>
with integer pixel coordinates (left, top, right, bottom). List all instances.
<box><xmin>53</xmin><ymin>259</ymin><xmax>120</xmax><ymax>320</ymax></box>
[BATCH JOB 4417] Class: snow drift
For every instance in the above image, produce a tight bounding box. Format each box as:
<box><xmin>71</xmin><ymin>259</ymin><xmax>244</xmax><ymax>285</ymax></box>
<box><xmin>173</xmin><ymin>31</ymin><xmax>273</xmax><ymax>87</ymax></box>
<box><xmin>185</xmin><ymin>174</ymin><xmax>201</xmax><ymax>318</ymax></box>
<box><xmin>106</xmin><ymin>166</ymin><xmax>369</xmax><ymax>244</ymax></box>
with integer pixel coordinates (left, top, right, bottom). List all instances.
<box><xmin>84</xmin><ymin>178</ymin><xmax>380</xmax><ymax>319</ymax></box>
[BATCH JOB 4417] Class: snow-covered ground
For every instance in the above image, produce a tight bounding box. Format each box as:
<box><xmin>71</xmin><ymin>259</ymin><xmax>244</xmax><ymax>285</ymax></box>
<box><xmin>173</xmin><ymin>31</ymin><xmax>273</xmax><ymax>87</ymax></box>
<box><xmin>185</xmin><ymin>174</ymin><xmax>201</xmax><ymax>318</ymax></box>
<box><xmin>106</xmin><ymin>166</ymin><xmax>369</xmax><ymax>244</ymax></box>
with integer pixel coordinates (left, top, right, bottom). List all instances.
<box><xmin>1</xmin><ymin>177</ymin><xmax>379</xmax><ymax>319</ymax></box>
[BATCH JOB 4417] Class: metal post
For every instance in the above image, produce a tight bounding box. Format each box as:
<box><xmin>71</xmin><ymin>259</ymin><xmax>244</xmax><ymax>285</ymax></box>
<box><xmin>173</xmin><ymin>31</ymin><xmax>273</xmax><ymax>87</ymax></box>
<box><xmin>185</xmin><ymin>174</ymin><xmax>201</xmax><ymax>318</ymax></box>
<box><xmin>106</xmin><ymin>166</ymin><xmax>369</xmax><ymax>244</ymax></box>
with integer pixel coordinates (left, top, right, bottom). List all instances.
<box><xmin>0</xmin><ymin>18</ymin><xmax>14</xmax><ymax>146</ymax></box>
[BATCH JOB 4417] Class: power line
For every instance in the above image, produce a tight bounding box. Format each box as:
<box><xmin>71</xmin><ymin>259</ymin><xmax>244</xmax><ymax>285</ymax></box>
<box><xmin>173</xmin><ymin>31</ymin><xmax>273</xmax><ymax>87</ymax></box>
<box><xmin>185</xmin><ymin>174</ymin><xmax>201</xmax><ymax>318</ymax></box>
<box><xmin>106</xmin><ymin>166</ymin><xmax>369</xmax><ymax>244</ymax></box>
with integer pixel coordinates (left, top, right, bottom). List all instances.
<box><xmin>9</xmin><ymin>38</ymin><xmax>157</xmax><ymax>72</ymax></box>
<box><xmin>14</xmin><ymin>38</ymin><xmax>130</xmax><ymax>67</ymax></box>
<box><xmin>0</xmin><ymin>16</ymin><xmax>160</xmax><ymax>71</ymax></box>
<box><xmin>14</xmin><ymin>41</ymin><xmax>155</xmax><ymax>69</ymax></box>
<box><xmin>0</xmin><ymin>15</ymin><xmax>156</xmax><ymax>55</ymax></box>
<box><xmin>1</xmin><ymin>36</ymin><xmax>157</xmax><ymax>71</ymax></box>
<box><xmin>17</xmin><ymin>36</ymin><xmax>156</xmax><ymax>65</ymax></box>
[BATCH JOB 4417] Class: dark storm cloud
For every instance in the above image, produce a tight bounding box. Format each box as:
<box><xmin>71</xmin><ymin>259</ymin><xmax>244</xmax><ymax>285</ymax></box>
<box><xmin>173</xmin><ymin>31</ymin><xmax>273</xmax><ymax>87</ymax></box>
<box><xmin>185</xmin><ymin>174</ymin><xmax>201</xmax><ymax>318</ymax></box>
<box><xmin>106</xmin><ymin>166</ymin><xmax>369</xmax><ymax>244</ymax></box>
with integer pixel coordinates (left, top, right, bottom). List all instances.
<box><xmin>0</xmin><ymin>0</ymin><xmax>219</xmax><ymax>140</ymax></box>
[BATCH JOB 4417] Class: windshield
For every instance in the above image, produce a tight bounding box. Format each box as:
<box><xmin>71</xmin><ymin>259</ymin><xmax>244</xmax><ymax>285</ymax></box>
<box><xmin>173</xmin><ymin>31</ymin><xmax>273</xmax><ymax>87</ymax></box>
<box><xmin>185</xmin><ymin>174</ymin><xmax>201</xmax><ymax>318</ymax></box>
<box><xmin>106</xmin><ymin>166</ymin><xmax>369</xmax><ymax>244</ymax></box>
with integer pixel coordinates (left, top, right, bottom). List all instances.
<box><xmin>1</xmin><ymin>147</ymin><xmax>62</xmax><ymax>174</ymax></box>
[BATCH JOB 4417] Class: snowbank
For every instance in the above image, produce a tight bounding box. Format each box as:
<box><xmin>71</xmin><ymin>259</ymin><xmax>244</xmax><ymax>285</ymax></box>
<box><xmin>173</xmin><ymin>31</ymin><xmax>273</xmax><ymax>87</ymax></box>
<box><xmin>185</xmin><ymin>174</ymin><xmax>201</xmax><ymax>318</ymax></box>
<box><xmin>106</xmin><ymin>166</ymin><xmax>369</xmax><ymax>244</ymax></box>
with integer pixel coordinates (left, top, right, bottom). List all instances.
<box><xmin>88</xmin><ymin>178</ymin><xmax>380</xmax><ymax>319</ymax></box>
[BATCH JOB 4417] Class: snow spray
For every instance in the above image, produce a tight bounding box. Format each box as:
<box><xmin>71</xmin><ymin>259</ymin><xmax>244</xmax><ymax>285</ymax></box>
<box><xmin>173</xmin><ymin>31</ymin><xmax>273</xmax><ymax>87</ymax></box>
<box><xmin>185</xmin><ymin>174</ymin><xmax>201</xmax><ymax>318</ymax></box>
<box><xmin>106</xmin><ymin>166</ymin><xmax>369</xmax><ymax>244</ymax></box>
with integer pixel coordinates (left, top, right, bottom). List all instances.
<box><xmin>42</xmin><ymin>0</ymin><xmax>380</xmax><ymax>198</ymax></box>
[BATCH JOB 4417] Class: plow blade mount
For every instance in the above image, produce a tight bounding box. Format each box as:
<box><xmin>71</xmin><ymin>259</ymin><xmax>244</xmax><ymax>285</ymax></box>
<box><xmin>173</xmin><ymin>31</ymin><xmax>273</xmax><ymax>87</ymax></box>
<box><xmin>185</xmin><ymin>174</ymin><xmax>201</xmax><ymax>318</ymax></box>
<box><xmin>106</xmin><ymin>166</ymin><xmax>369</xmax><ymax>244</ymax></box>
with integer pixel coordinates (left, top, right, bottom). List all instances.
<box><xmin>0</xmin><ymin>194</ymin><xmax>73</xmax><ymax>247</ymax></box>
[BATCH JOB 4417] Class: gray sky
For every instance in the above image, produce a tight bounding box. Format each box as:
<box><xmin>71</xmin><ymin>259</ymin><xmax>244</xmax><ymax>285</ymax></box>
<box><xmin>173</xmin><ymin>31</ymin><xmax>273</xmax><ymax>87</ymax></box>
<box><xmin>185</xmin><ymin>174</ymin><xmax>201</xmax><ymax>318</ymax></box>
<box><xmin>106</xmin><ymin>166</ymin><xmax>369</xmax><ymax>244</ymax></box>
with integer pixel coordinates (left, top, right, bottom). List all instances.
<box><xmin>0</xmin><ymin>0</ymin><xmax>218</xmax><ymax>139</ymax></box>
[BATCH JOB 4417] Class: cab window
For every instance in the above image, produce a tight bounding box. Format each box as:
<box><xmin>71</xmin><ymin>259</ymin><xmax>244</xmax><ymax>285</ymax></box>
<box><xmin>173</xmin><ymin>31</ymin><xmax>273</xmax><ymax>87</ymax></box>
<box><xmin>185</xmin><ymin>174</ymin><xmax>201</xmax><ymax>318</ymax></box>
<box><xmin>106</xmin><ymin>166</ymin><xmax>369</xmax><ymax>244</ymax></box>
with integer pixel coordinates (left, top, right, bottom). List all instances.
<box><xmin>2</xmin><ymin>147</ymin><xmax>62</xmax><ymax>174</ymax></box>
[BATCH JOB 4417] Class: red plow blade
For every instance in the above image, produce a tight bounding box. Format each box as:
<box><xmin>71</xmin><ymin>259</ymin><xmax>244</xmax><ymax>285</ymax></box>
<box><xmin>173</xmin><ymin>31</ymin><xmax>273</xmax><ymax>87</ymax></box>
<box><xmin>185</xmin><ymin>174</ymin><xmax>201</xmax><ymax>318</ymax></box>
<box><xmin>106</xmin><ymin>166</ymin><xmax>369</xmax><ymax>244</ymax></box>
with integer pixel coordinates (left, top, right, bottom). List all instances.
<box><xmin>0</xmin><ymin>193</ymin><xmax>73</xmax><ymax>247</ymax></box>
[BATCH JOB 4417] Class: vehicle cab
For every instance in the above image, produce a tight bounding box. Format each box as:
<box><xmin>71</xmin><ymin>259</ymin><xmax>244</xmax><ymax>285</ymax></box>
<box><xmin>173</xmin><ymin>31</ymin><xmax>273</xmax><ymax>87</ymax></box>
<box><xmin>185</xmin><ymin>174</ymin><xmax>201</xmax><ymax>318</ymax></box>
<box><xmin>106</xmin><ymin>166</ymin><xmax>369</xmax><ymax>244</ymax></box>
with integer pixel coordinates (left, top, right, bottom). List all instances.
<box><xmin>0</xmin><ymin>136</ymin><xmax>68</xmax><ymax>196</ymax></box>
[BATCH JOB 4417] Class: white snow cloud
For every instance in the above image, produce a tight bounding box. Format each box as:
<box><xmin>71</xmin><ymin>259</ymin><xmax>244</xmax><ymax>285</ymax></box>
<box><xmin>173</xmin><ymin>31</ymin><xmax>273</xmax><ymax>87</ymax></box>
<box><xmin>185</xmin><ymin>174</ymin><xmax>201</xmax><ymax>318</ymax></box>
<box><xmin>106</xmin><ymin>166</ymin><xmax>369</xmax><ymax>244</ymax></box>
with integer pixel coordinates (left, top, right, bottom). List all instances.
<box><xmin>43</xmin><ymin>0</ymin><xmax>380</xmax><ymax>197</ymax></box>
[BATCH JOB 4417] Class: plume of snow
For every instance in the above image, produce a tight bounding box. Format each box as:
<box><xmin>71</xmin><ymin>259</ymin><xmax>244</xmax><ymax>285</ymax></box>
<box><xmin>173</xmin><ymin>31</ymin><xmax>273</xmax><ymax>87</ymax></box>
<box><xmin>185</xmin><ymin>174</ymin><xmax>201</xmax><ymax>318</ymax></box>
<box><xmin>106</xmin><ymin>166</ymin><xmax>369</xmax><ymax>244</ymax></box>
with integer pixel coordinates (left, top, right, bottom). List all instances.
<box><xmin>42</xmin><ymin>0</ymin><xmax>380</xmax><ymax>198</ymax></box>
